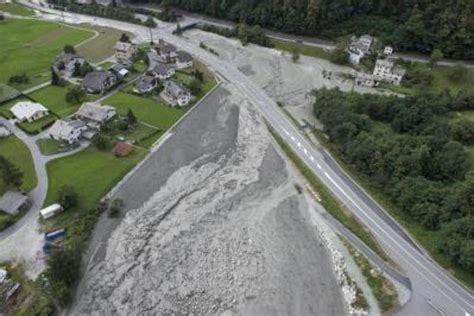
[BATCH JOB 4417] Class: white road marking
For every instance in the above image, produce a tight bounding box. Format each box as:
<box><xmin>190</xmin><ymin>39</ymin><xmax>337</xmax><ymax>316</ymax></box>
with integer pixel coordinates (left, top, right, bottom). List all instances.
<box><xmin>291</xmin><ymin>136</ymin><xmax>295</xmax><ymax>141</ymax></box>
<box><xmin>303</xmin><ymin>149</ymin><xmax>308</xmax><ymax>155</ymax></box>
<box><xmin>322</xmin><ymin>171</ymin><xmax>473</xmax><ymax>310</ymax></box>
<box><xmin>297</xmin><ymin>142</ymin><xmax>301</xmax><ymax>148</ymax></box>
<box><xmin>310</xmin><ymin>156</ymin><xmax>314</xmax><ymax>162</ymax></box>
<box><xmin>317</xmin><ymin>164</ymin><xmax>322</xmax><ymax>169</ymax></box>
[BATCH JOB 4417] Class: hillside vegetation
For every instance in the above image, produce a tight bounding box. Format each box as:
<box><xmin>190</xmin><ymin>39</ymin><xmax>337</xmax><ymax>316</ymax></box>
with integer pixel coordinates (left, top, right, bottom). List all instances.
<box><xmin>312</xmin><ymin>88</ymin><xmax>474</xmax><ymax>282</ymax></box>
<box><xmin>149</xmin><ymin>0</ymin><xmax>474</xmax><ymax>59</ymax></box>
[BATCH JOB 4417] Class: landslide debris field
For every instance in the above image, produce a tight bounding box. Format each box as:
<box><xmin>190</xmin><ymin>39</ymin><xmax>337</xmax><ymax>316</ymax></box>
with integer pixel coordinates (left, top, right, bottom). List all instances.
<box><xmin>72</xmin><ymin>85</ymin><xmax>347</xmax><ymax>315</ymax></box>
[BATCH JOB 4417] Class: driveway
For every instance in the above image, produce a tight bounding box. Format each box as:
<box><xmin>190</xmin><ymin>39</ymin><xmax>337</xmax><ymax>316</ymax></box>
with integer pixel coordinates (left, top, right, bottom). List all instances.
<box><xmin>0</xmin><ymin>117</ymin><xmax>88</xmax><ymax>277</ymax></box>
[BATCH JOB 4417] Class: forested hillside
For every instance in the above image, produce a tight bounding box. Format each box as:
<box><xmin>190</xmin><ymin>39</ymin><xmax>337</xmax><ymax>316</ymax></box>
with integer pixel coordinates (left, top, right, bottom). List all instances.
<box><xmin>312</xmin><ymin>88</ymin><xmax>474</xmax><ymax>275</ymax></box>
<box><xmin>143</xmin><ymin>0</ymin><xmax>474</xmax><ymax>59</ymax></box>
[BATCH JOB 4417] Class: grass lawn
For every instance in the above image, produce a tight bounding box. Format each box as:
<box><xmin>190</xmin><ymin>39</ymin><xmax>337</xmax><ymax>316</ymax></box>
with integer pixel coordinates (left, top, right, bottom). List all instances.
<box><xmin>0</xmin><ymin>18</ymin><xmax>94</xmax><ymax>89</ymax></box>
<box><xmin>18</xmin><ymin>115</ymin><xmax>57</xmax><ymax>135</ymax></box>
<box><xmin>0</xmin><ymin>135</ymin><xmax>37</xmax><ymax>196</ymax></box>
<box><xmin>343</xmin><ymin>240</ymin><xmax>399</xmax><ymax>314</ymax></box>
<box><xmin>0</xmin><ymin>1</ymin><xmax>34</xmax><ymax>16</ymax></box>
<box><xmin>43</xmin><ymin>147</ymin><xmax>146</xmax><ymax>231</ymax></box>
<box><xmin>28</xmin><ymin>85</ymin><xmax>98</xmax><ymax>118</ymax></box>
<box><xmin>36</xmin><ymin>138</ymin><xmax>63</xmax><ymax>155</ymax></box>
<box><xmin>75</xmin><ymin>24</ymin><xmax>133</xmax><ymax>63</ymax></box>
<box><xmin>431</xmin><ymin>66</ymin><xmax>474</xmax><ymax>94</ymax></box>
<box><xmin>0</xmin><ymin>83</ymin><xmax>20</xmax><ymax>103</ymax></box>
<box><xmin>0</xmin><ymin>96</ymin><xmax>30</xmax><ymax>118</ymax></box>
<box><xmin>104</xmin><ymin>92</ymin><xmax>185</xmax><ymax>129</ymax></box>
<box><xmin>269</xmin><ymin>38</ymin><xmax>331</xmax><ymax>60</ymax></box>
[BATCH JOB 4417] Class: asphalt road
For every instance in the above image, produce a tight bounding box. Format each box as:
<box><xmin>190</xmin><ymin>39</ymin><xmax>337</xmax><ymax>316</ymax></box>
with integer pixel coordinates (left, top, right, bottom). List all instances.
<box><xmin>18</xmin><ymin>2</ymin><xmax>474</xmax><ymax>315</ymax></box>
<box><xmin>132</xmin><ymin>3</ymin><xmax>474</xmax><ymax>69</ymax></box>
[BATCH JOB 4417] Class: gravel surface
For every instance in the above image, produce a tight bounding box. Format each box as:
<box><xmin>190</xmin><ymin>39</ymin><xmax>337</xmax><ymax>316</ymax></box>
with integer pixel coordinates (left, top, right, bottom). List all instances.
<box><xmin>72</xmin><ymin>84</ymin><xmax>347</xmax><ymax>315</ymax></box>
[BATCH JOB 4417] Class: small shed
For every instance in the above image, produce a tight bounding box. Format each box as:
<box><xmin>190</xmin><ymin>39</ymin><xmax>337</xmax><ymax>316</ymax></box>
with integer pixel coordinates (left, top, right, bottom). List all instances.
<box><xmin>113</xmin><ymin>142</ymin><xmax>134</xmax><ymax>157</ymax></box>
<box><xmin>0</xmin><ymin>191</ymin><xmax>30</xmax><ymax>215</ymax></box>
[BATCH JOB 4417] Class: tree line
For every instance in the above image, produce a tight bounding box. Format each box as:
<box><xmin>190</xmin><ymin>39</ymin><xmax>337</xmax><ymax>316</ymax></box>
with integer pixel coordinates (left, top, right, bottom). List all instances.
<box><xmin>312</xmin><ymin>88</ymin><xmax>474</xmax><ymax>273</ymax></box>
<box><xmin>143</xmin><ymin>0</ymin><xmax>474</xmax><ymax>60</ymax></box>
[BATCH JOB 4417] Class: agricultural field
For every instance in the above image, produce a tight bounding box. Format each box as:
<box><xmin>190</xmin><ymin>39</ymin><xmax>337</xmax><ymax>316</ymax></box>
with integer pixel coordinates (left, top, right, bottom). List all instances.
<box><xmin>28</xmin><ymin>85</ymin><xmax>98</xmax><ymax>118</ymax></box>
<box><xmin>104</xmin><ymin>92</ymin><xmax>185</xmax><ymax>129</ymax></box>
<box><xmin>0</xmin><ymin>135</ymin><xmax>37</xmax><ymax>196</ymax></box>
<box><xmin>0</xmin><ymin>1</ymin><xmax>34</xmax><ymax>16</ymax></box>
<box><xmin>75</xmin><ymin>24</ymin><xmax>133</xmax><ymax>63</ymax></box>
<box><xmin>43</xmin><ymin>147</ymin><xmax>146</xmax><ymax>230</ymax></box>
<box><xmin>0</xmin><ymin>18</ymin><xmax>93</xmax><ymax>89</ymax></box>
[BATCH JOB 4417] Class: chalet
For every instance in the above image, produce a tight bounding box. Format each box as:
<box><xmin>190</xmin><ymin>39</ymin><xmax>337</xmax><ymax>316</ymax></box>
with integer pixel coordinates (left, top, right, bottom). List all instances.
<box><xmin>176</xmin><ymin>51</ymin><xmax>193</xmax><ymax>69</ymax></box>
<box><xmin>150</xmin><ymin>63</ymin><xmax>175</xmax><ymax>80</ymax></box>
<box><xmin>161</xmin><ymin>79</ymin><xmax>191</xmax><ymax>107</ymax></box>
<box><xmin>48</xmin><ymin>118</ymin><xmax>88</xmax><ymax>144</ymax></box>
<box><xmin>154</xmin><ymin>40</ymin><xmax>178</xmax><ymax>63</ymax></box>
<box><xmin>0</xmin><ymin>191</ymin><xmax>30</xmax><ymax>215</ymax></box>
<box><xmin>134</xmin><ymin>75</ymin><xmax>157</xmax><ymax>94</ymax></box>
<box><xmin>75</xmin><ymin>102</ymin><xmax>116</xmax><ymax>124</ymax></box>
<box><xmin>10</xmin><ymin>101</ymin><xmax>49</xmax><ymax>123</ymax></box>
<box><xmin>54</xmin><ymin>53</ymin><xmax>85</xmax><ymax>77</ymax></box>
<box><xmin>115</xmin><ymin>41</ymin><xmax>137</xmax><ymax>62</ymax></box>
<box><xmin>81</xmin><ymin>71</ymin><xmax>117</xmax><ymax>94</ymax></box>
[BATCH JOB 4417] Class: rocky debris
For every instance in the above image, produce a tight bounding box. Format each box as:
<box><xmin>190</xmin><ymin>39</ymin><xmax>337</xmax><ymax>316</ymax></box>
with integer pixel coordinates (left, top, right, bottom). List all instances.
<box><xmin>72</xmin><ymin>85</ymin><xmax>347</xmax><ymax>315</ymax></box>
<box><xmin>317</xmin><ymin>229</ymin><xmax>369</xmax><ymax>316</ymax></box>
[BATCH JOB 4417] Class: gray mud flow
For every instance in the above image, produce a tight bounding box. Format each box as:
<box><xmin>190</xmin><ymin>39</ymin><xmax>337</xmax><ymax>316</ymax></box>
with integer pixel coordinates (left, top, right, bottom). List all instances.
<box><xmin>72</xmin><ymin>85</ymin><xmax>346</xmax><ymax>316</ymax></box>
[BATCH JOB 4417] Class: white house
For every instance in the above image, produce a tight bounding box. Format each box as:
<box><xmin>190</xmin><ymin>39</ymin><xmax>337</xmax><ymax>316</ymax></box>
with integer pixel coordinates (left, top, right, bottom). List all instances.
<box><xmin>348</xmin><ymin>34</ymin><xmax>374</xmax><ymax>64</ymax></box>
<box><xmin>115</xmin><ymin>41</ymin><xmax>137</xmax><ymax>62</ymax></box>
<box><xmin>75</xmin><ymin>102</ymin><xmax>116</xmax><ymax>124</ymax></box>
<box><xmin>175</xmin><ymin>51</ymin><xmax>193</xmax><ymax>69</ymax></box>
<box><xmin>10</xmin><ymin>101</ymin><xmax>49</xmax><ymax>123</ymax></box>
<box><xmin>384</xmin><ymin>45</ymin><xmax>394</xmax><ymax>56</ymax></box>
<box><xmin>373</xmin><ymin>58</ymin><xmax>406</xmax><ymax>85</ymax></box>
<box><xmin>161</xmin><ymin>79</ymin><xmax>191</xmax><ymax>107</ymax></box>
<box><xmin>48</xmin><ymin>118</ymin><xmax>88</xmax><ymax>144</ymax></box>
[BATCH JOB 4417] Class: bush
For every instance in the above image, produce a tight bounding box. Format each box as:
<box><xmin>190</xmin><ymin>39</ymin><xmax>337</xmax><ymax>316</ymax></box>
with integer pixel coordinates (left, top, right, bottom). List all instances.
<box><xmin>8</xmin><ymin>73</ymin><xmax>30</xmax><ymax>85</ymax></box>
<box><xmin>93</xmin><ymin>135</ymin><xmax>111</xmax><ymax>151</ymax></box>
<box><xmin>58</xmin><ymin>185</ymin><xmax>78</xmax><ymax>210</ymax></box>
<box><xmin>65</xmin><ymin>86</ymin><xmax>86</xmax><ymax>105</ymax></box>
<box><xmin>108</xmin><ymin>198</ymin><xmax>123</xmax><ymax>218</ymax></box>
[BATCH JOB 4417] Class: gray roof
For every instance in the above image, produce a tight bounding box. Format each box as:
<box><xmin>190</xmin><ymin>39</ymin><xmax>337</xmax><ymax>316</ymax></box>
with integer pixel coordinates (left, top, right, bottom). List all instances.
<box><xmin>48</xmin><ymin>118</ymin><xmax>86</xmax><ymax>140</ymax></box>
<box><xmin>55</xmin><ymin>53</ymin><xmax>83</xmax><ymax>65</ymax></box>
<box><xmin>176</xmin><ymin>51</ymin><xmax>193</xmax><ymax>63</ymax></box>
<box><xmin>375</xmin><ymin>58</ymin><xmax>394</xmax><ymax>68</ymax></box>
<box><xmin>82</xmin><ymin>71</ymin><xmax>116</xmax><ymax>91</ymax></box>
<box><xmin>136</xmin><ymin>75</ymin><xmax>156</xmax><ymax>91</ymax></box>
<box><xmin>152</xmin><ymin>63</ymin><xmax>171</xmax><ymax>76</ymax></box>
<box><xmin>115</xmin><ymin>41</ymin><xmax>135</xmax><ymax>52</ymax></box>
<box><xmin>155</xmin><ymin>41</ymin><xmax>177</xmax><ymax>55</ymax></box>
<box><xmin>165</xmin><ymin>79</ymin><xmax>190</xmax><ymax>97</ymax></box>
<box><xmin>76</xmin><ymin>102</ymin><xmax>116</xmax><ymax>122</ymax></box>
<box><xmin>0</xmin><ymin>191</ymin><xmax>28</xmax><ymax>215</ymax></box>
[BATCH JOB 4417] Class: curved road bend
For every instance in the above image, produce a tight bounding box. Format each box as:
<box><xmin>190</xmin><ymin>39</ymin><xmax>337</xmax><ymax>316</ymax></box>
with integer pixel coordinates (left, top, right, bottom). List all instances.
<box><xmin>17</xmin><ymin>3</ymin><xmax>474</xmax><ymax>315</ymax></box>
